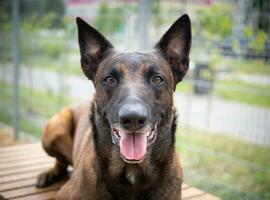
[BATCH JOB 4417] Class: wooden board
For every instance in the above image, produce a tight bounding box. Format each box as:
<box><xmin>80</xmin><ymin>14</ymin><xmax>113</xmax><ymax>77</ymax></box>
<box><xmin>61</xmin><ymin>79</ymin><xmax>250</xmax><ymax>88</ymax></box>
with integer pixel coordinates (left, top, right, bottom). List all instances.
<box><xmin>0</xmin><ymin>143</ymin><xmax>220</xmax><ymax>200</ymax></box>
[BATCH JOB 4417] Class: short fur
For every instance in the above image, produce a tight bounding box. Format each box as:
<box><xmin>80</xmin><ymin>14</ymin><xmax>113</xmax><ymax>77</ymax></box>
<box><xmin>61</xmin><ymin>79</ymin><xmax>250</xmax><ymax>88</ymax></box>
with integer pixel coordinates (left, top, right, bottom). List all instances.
<box><xmin>36</xmin><ymin>14</ymin><xmax>192</xmax><ymax>200</ymax></box>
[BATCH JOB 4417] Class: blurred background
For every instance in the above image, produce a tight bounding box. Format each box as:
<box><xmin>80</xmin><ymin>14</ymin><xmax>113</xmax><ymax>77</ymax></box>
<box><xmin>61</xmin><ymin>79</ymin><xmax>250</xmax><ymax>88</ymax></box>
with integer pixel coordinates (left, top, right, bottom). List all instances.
<box><xmin>0</xmin><ymin>0</ymin><xmax>269</xmax><ymax>199</ymax></box>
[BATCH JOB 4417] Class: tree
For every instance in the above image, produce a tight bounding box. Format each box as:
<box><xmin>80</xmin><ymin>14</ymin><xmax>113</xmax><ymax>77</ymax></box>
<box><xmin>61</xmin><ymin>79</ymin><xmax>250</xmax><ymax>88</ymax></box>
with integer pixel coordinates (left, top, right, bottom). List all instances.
<box><xmin>251</xmin><ymin>0</ymin><xmax>270</xmax><ymax>34</ymax></box>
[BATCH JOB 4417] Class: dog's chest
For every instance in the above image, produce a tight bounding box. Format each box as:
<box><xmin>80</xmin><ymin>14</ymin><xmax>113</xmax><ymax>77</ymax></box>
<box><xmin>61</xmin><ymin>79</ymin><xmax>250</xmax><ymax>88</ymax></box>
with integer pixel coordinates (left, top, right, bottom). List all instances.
<box><xmin>125</xmin><ymin>166</ymin><xmax>140</xmax><ymax>185</ymax></box>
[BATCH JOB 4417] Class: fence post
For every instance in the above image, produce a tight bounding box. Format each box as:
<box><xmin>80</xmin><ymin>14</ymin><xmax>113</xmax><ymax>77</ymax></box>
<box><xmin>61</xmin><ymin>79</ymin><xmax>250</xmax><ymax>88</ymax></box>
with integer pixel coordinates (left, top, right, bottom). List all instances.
<box><xmin>12</xmin><ymin>0</ymin><xmax>20</xmax><ymax>140</ymax></box>
<box><xmin>138</xmin><ymin>0</ymin><xmax>150</xmax><ymax>51</ymax></box>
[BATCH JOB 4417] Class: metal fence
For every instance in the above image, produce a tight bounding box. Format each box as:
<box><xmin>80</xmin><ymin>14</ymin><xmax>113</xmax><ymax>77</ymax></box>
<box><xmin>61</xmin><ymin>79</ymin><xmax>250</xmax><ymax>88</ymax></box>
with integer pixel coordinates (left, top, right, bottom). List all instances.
<box><xmin>0</xmin><ymin>0</ymin><xmax>270</xmax><ymax>199</ymax></box>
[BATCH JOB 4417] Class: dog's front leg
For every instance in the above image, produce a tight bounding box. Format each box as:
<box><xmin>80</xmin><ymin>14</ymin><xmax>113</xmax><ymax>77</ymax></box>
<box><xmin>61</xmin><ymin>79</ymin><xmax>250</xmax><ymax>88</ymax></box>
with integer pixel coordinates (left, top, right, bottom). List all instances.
<box><xmin>36</xmin><ymin>107</ymin><xmax>74</xmax><ymax>188</ymax></box>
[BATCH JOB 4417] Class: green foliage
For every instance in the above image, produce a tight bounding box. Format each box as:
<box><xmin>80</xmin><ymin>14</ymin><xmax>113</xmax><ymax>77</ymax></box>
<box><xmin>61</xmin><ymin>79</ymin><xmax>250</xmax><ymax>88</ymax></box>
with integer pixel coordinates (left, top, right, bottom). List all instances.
<box><xmin>250</xmin><ymin>30</ymin><xmax>269</xmax><ymax>51</ymax></box>
<box><xmin>0</xmin><ymin>0</ymin><xmax>66</xmax><ymax>63</ymax></box>
<box><xmin>151</xmin><ymin>0</ymin><xmax>162</xmax><ymax>27</ymax></box>
<box><xmin>42</xmin><ymin>39</ymin><xmax>64</xmax><ymax>59</ymax></box>
<box><xmin>243</xmin><ymin>27</ymin><xmax>268</xmax><ymax>52</ymax></box>
<box><xmin>20</xmin><ymin>0</ymin><xmax>65</xmax><ymax>28</ymax></box>
<box><xmin>195</xmin><ymin>4</ymin><xmax>233</xmax><ymax>40</ymax></box>
<box><xmin>0</xmin><ymin>4</ymin><xmax>12</xmax><ymax>62</ymax></box>
<box><xmin>0</xmin><ymin>81</ymin><xmax>71</xmax><ymax>137</ymax></box>
<box><xmin>94</xmin><ymin>2</ymin><xmax>125</xmax><ymax>35</ymax></box>
<box><xmin>20</xmin><ymin>13</ymin><xmax>67</xmax><ymax>63</ymax></box>
<box><xmin>243</xmin><ymin>27</ymin><xmax>253</xmax><ymax>38</ymax></box>
<box><xmin>251</xmin><ymin>0</ymin><xmax>270</xmax><ymax>34</ymax></box>
<box><xmin>22</xmin><ymin>12</ymin><xmax>63</xmax><ymax>31</ymax></box>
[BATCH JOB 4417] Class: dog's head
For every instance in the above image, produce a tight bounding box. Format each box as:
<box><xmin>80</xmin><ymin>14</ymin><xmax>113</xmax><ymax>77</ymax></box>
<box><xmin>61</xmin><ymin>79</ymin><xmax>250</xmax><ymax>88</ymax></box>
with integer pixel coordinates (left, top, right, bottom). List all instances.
<box><xmin>76</xmin><ymin>14</ymin><xmax>191</xmax><ymax>164</ymax></box>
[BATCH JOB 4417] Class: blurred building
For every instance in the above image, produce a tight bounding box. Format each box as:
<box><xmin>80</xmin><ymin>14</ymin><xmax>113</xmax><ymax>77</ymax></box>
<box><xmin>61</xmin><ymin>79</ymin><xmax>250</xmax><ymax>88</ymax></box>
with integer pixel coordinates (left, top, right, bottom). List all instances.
<box><xmin>66</xmin><ymin>0</ymin><xmax>99</xmax><ymax>19</ymax></box>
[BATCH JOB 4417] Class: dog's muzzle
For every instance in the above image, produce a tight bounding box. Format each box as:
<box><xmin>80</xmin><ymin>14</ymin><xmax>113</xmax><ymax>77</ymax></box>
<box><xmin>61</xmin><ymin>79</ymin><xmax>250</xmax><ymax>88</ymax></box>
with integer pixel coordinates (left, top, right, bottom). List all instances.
<box><xmin>109</xmin><ymin>102</ymin><xmax>157</xmax><ymax>163</ymax></box>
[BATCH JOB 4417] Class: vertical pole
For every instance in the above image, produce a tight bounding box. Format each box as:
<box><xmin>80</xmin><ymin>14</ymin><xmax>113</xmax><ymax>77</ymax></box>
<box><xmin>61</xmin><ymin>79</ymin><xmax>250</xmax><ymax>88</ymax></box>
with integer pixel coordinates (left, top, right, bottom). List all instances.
<box><xmin>12</xmin><ymin>0</ymin><xmax>20</xmax><ymax>140</ymax></box>
<box><xmin>138</xmin><ymin>0</ymin><xmax>150</xmax><ymax>51</ymax></box>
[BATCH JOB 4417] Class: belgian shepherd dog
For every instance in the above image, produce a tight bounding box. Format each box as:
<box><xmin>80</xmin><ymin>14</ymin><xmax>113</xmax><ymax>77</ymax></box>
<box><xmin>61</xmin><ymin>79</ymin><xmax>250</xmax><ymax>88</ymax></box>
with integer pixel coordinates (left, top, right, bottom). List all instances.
<box><xmin>36</xmin><ymin>14</ymin><xmax>191</xmax><ymax>200</ymax></box>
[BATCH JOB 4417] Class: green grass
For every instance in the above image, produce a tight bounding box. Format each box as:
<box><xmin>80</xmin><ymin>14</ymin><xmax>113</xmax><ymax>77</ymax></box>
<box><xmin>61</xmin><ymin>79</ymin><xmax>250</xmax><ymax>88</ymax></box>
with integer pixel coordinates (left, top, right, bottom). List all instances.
<box><xmin>176</xmin><ymin>81</ymin><xmax>191</xmax><ymax>93</ymax></box>
<box><xmin>176</xmin><ymin>128</ymin><xmax>270</xmax><ymax>200</ymax></box>
<box><xmin>176</xmin><ymin>79</ymin><xmax>270</xmax><ymax>108</ymax></box>
<box><xmin>0</xmin><ymin>81</ymin><xmax>71</xmax><ymax>137</ymax></box>
<box><xmin>22</xmin><ymin>56</ymin><xmax>82</xmax><ymax>76</ymax></box>
<box><xmin>222</xmin><ymin>57</ymin><xmax>270</xmax><ymax>75</ymax></box>
<box><xmin>215</xmin><ymin>80</ymin><xmax>270</xmax><ymax>108</ymax></box>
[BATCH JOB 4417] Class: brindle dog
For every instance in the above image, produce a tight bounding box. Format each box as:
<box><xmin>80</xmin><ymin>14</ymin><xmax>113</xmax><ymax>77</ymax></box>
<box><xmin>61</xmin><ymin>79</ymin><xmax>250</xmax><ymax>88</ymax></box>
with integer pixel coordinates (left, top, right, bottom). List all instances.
<box><xmin>36</xmin><ymin>14</ymin><xmax>191</xmax><ymax>200</ymax></box>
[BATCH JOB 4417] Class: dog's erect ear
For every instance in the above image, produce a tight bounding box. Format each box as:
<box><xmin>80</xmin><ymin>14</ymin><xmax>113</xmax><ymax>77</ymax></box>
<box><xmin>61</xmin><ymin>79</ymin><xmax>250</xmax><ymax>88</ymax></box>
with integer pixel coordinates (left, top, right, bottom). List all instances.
<box><xmin>76</xmin><ymin>17</ymin><xmax>113</xmax><ymax>80</ymax></box>
<box><xmin>155</xmin><ymin>14</ymin><xmax>191</xmax><ymax>84</ymax></box>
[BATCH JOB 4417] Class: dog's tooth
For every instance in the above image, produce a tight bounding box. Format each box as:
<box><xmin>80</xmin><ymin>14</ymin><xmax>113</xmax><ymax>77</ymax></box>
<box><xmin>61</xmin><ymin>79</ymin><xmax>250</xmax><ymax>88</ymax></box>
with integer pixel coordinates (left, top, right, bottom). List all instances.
<box><xmin>150</xmin><ymin>131</ymin><xmax>155</xmax><ymax>140</ymax></box>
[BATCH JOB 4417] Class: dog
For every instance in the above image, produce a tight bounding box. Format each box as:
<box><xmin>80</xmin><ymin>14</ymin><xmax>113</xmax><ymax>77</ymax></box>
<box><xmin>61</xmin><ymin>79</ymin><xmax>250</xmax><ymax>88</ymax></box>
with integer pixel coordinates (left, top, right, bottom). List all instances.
<box><xmin>36</xmin><ymin>14</ymin><xmax>191</xmax><ymax>200</ymax></box>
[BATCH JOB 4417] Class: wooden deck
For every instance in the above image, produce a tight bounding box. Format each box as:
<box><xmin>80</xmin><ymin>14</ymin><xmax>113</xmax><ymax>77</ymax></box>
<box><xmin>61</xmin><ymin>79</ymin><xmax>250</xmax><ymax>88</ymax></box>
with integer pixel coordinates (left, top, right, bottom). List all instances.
<box><xmin>0</xmin><ymin>143</ymin><xmax>220</xmax><ymax>200</ymax></box>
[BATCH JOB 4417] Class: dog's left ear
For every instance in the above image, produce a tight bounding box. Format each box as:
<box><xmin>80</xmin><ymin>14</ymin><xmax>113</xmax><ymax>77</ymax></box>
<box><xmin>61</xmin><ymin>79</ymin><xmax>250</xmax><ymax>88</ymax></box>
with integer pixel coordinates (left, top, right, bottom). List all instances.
<box><xmin>155</xmin><ymin>14</ymin><xmax>191</xmax><ymax>84</ymax></box>
<box><xmin>76</xmin><ymin>17</ymin><xmax>114</xmax><ymax>80</ymax></box>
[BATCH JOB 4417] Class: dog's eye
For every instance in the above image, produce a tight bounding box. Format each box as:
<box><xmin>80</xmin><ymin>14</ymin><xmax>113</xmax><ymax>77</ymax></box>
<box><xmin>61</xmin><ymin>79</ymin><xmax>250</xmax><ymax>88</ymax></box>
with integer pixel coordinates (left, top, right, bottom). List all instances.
<box><xmin>104</xmin><ymin>76</ymin><xmax>116</xmax><ymax>85</ymax></box>
<box><xmin>152</xmin><ymin>76</ymin><xmax>164</xmax><ymax>84</ymax></box>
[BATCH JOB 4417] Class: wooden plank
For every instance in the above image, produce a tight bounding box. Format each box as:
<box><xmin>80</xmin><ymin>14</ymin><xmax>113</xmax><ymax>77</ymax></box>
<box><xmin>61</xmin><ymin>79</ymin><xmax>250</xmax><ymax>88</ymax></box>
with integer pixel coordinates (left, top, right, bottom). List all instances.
<box><xmin>0</xmin><ymin>143</ymin><xmax>41</xmax><ymax>153</ymax></box>
<box><xmin>182</xmin><ymin>183</ymin><xmax>191</xmax><ymax>190</ymax></box>
<box><xmin>0</xmin><ymin>154</ymin><xmax>52</xmax><ymax>166</ymax></box>
<box><xmin>2</xmin><ymin>181</ymin><xmax>64</xmax><ymax>199</ymax></box>
<box><xmin>0</xmin><ymin>178</ymin><xmax>37</xmax><ymax>192</ymax></box>
<box><xmin>0</xmin><ymin>170</ymin><xmax>42</xmax><ymax>184</ymax></box>
<box><xmin>0</xmin><ymin>151</ymin><xmax>48</xmax><ymax>163</ymax></box>
<box><xmin>0</xmin><ymin>163</ymin><xmax>52</xmax><ymax>177</ymax></box>
<box><xmin>182</xmin><ymin>184</ymin><xmax>221</xmax><ymax>200</ymax></box>
<box><xmin>195</xmin><ymin>193</ymin><xmax>221</xmax><ymax>200</ymax></box>
<box><xmin>12</xmin><ymin>190</ymin><xmax>57</xmax><ymax>200</ymax></box>
<box><xmin>0</xmin><ymin>148</ymin><xmax>45</xmax><ymax>159</ymax></box>
<box><xmin>182</xmin><ymin>187</ymin><xmax>206</xmax><ymax>200</ymax></box>
<box><xmin>0</xmin><ymin>158</ymin><xmax>53</xmax><ymax>171</ymax></box>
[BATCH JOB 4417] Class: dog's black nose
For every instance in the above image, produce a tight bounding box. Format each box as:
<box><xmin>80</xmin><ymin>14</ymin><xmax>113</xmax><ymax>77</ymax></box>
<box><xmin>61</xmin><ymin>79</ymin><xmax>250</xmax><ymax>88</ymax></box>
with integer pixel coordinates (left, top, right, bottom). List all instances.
<box><xmin>118</xmin><ymin>104</ymin><xmax>147</xmax><ymax>131</ymax></box>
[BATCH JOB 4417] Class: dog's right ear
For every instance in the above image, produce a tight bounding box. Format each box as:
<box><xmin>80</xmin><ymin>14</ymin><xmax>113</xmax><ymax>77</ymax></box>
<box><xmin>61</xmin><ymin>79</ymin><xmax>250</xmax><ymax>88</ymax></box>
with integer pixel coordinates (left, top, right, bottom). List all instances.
<box><xmin>155</xmin><ymin>14</ymin><xmax>191</xmax><ymax>85</ymax></box>
<box><xmin>76</xmin><ymin>17</ymin><xmax>114</xmax><ymax>80</ymax></box>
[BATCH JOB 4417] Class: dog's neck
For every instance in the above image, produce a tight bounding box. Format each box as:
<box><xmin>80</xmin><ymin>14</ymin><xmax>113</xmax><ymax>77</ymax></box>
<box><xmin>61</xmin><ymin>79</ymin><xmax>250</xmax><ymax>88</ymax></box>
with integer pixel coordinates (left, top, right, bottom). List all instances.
<box><xmin>90</xmin><ymin>101</ymin><xmax>177</xmax><ymax>191</ymax></box>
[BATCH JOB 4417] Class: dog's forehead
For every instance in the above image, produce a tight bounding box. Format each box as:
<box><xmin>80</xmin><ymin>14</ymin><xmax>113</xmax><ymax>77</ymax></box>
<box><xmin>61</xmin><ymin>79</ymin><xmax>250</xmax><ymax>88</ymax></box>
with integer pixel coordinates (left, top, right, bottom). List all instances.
<box><xmin>114</xmin><ymin>52</ymin><xmax>154</xmax><ymax>64</ymax></box>
<box><xmin>100</xmin><ymin>52</ymin><xmax>168</xmax><ymax>73</ymax></box>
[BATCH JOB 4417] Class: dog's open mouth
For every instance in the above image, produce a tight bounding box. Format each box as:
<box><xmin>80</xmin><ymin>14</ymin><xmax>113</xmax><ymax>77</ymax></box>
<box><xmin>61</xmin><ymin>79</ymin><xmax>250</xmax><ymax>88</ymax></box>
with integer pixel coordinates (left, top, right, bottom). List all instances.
<box><xmin>111</xmin><ymin>125</ymin><xmax>157</xmax><ymax>163</ymax></box>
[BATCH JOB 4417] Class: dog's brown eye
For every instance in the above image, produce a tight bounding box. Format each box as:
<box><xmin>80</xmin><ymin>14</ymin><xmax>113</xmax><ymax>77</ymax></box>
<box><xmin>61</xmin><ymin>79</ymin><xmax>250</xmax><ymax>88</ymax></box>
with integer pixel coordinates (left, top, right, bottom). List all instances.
<box><xmin>152</xmin><ymin>76</ymin><xmax>164</xmax><ymax>84</ymax></box>
<box><xmin>104</xmin><ymin>76</ymin><xmax>116</xmax><ymax>84</ymax></box>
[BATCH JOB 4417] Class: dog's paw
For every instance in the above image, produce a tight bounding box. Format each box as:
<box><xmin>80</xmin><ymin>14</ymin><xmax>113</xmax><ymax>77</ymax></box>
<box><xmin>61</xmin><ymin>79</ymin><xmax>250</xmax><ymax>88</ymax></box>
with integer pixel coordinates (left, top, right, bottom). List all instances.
<box><xmin>36</xmin><ymin>171</ymin><xmax>56</xmax><ymax>188</ymax></box>
<box><xmin>0</xmin><ymin>194</ymin><xmax>7</xmax><ymax>200</ymax></box>
<box><xmin>36</xmin><ymin>170</ymin><xmax>65</xmax><ymax>188</ymax></box>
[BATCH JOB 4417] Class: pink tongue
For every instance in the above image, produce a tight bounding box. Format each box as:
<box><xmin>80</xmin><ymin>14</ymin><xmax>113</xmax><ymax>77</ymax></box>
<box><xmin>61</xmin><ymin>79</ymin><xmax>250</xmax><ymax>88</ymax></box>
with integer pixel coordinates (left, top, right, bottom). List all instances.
<box><xmin>120</xmin><ymin>132</ymin><xmax>147</xmax><ymax>161</ymax></box>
